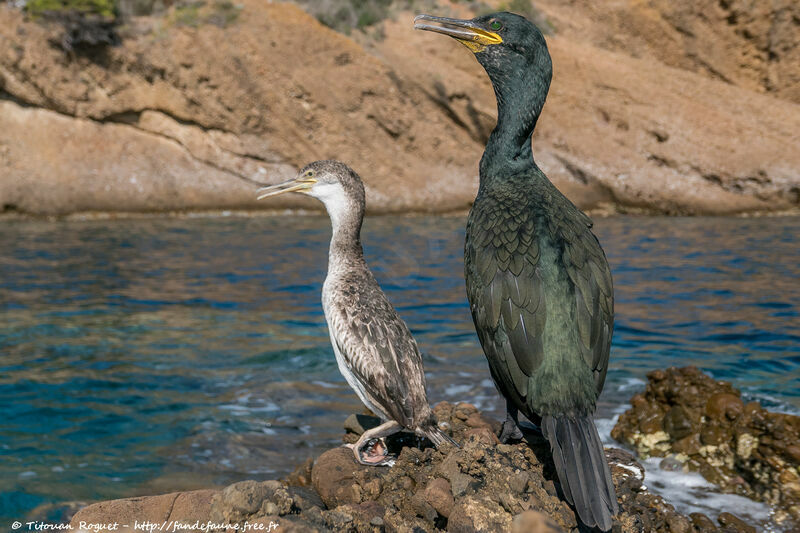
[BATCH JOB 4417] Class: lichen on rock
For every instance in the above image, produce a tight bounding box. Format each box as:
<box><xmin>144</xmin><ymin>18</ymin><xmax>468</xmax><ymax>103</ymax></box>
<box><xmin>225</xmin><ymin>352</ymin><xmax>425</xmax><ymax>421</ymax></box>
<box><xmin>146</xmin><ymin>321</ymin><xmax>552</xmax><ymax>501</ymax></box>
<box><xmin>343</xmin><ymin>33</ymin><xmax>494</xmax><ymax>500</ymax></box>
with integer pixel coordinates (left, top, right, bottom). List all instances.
<box><xmin>612</xmin><ymin>366</ymin><xmax>800</xmax><ymax>528</ymax></box>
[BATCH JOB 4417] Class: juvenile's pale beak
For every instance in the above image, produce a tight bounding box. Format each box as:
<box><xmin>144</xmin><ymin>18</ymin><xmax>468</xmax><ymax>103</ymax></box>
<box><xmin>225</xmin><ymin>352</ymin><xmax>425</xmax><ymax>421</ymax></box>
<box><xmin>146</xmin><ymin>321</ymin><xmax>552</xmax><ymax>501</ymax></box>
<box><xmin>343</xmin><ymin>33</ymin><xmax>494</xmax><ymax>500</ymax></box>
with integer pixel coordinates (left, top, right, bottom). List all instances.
<box><xmin>256</xmin><ymin>176</ymin><xmax>316</xmax><ymax>200</ymax></box>
<box><xmin>414</xmin><ymin>14</ymin><xmax>502</xmax><ymax>52</ymax></box>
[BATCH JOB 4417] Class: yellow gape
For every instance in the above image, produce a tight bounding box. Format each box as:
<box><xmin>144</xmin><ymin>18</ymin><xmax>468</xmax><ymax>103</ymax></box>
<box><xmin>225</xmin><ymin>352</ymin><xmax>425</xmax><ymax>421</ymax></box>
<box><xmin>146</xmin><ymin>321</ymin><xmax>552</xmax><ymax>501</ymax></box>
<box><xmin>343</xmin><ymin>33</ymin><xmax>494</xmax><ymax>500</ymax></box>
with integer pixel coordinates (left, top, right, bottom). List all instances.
<box><xmin>456</xmin><ymin>28</ymin><xmax>503</xmax><ymax>53</ymax></box>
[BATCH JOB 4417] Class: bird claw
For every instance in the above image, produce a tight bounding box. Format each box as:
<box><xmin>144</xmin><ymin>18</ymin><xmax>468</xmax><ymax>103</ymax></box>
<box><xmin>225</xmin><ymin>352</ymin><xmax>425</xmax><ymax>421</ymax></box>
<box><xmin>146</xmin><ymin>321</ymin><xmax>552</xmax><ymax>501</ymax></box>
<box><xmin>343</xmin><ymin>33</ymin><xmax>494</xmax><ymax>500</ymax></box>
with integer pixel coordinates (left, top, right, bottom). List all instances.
<box><xmin>355</xmin><ymin>437</ymin><xmax>396</xmax><ymax>467</ymax></box>
<box><xmin>499</xmin><ymin>419</ymin><xmax>524</xmax><ymax>443</ymax></box>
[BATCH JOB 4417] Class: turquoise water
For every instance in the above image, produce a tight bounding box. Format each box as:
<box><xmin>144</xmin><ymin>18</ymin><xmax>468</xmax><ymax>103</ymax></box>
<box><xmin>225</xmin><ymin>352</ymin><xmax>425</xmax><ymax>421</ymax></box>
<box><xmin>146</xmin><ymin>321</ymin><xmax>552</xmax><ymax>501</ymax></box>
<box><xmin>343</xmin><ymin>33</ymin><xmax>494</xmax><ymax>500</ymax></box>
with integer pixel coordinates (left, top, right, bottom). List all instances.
<box><xmin>0</xmin><ymin>215</ymin><xmax>798</xmax><ymax>525</ymax></box>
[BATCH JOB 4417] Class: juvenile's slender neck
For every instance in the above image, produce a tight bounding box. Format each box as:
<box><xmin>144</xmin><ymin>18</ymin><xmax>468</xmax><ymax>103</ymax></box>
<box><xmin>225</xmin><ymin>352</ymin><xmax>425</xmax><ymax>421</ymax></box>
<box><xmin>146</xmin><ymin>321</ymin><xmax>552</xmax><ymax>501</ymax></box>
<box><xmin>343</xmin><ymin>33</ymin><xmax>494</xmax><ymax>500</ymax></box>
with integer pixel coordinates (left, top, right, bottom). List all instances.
<box><xmin>325</xmin><ymin>193</ymin><xmax>365</xmax><ymax>272</ymax></box>
<box><xmin>479</xmin><ymin>58</ymin><xmax>551</xmax><ymax>181</ymax></box>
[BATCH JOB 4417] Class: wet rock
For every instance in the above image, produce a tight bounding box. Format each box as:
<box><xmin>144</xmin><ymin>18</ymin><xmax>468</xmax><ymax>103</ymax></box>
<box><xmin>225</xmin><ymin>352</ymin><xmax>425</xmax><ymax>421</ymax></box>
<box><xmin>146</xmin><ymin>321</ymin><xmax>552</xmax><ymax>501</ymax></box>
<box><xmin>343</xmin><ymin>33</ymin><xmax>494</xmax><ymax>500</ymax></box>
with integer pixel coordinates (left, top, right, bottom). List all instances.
<box><xmin>659</xmin><ymin>455</ymin><xmax>684</xmax><ymax>472</ymax></box>
<box><xmin>706</xmin><ymin>393</ymin><xmax>744</xmax><ymax>422</ymax></box>
<box><xmin>717</xmin><ymin>512</ymin><xmax>756</xmax><ymax>533</ymax></box>
<box><xmin>613</xmin><ymin>366</ymin><xmax>799</xmax><ymax>530</ymax></box>
<box><xmin>663</xmin><ymin>405</ymin><xmax>694</xmax><ymax>440</ymax></box>
<box><xmin>689</xmin><ymin>512</ymin><xmax>719</xmax><ymax>532</ymax></box>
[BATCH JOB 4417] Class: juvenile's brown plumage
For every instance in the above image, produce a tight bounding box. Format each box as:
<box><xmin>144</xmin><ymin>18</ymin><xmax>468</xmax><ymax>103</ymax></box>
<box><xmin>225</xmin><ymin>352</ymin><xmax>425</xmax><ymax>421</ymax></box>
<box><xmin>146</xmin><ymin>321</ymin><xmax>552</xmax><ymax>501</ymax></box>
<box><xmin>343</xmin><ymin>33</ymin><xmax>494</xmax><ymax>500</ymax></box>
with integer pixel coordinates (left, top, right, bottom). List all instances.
<box><xmin>257</xmin><ymin>160</ymin><xmax>455</xmax><ymax>466</ymax></box>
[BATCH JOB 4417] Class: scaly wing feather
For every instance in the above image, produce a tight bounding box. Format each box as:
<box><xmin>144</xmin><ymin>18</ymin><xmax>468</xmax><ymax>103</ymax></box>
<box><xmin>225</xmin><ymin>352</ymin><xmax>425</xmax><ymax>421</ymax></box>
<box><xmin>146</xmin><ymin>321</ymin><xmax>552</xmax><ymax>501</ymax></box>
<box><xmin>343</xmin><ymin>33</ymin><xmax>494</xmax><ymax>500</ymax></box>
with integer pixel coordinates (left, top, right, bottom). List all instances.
<box><xmin>465</xmin><ymin>191</ymin><xmax>613</xmax><ymax>413</ymax></box>
<box><xmin>326</xmin><ymin>271</ymin><xmax>428</xmax><ymax>427</ymax></box>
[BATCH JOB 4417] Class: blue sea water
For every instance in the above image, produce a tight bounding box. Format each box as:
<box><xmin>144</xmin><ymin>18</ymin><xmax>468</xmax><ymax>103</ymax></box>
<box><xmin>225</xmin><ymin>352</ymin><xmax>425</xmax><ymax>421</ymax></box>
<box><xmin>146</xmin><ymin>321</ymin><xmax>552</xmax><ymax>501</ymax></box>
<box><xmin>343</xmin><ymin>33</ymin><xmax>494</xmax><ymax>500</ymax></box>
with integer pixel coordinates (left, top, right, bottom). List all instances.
<box><xmin>0</xmin><ymin>215</ymin><xmax>798</xmax><ymax>527</ymax></box>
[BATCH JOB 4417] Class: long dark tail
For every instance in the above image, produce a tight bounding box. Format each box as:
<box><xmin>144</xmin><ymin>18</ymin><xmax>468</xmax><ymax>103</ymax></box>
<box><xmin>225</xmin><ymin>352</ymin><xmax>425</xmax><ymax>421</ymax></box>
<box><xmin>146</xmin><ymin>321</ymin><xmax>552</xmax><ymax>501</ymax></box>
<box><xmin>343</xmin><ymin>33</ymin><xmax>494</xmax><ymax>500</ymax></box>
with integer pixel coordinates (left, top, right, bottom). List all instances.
<box><xmin>542</xmin><ymin>415</ymin><xmax>618</xmax><ymax>531</ymax></box>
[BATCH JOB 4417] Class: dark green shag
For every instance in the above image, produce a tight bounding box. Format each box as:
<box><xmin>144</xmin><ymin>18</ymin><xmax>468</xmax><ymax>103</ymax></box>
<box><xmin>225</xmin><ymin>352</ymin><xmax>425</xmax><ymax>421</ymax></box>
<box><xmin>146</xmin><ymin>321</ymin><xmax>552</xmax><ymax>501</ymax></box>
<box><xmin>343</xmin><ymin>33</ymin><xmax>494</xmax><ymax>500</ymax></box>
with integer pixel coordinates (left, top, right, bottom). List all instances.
<box><xmin>416</xmin><ymin>12</ymin><xmax>618</xmax><ymax>530</ymax></box>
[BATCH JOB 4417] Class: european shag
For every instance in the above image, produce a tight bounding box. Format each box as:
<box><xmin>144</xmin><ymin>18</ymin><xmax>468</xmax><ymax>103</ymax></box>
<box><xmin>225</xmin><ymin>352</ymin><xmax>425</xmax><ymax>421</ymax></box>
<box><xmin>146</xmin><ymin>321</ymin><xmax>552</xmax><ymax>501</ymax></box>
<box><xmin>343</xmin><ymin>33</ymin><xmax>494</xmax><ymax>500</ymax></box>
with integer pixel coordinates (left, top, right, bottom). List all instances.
<box><xmin>416</xmin><ymin>13</ymin><xmax>619</xmax><ymax>529</ymax></box>
<box><xmin>257</xmin><ymin>160</ymin><xmax>455</xmax><ymax>466</ymax></box>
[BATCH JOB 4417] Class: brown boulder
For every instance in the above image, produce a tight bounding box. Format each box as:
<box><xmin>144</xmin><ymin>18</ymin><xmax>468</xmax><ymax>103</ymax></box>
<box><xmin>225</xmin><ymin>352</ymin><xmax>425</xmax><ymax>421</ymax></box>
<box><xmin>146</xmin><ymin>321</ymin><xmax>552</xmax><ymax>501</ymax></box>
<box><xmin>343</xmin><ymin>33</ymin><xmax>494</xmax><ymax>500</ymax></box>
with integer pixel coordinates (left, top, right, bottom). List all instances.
<box><xmin>311</xmin><ymin>447</ymin><xmax>365</xmax><ymax>508</ymax></box>
<box><xmin>512</xmin><ymin>510</ymin><xmax>565</xmax><ymax>533</ymax></box>
<box><xmin>210</xmin><ymin>480</ymin><xmax>294</xmax><ymax>523</ymax></box>
<box><xmin>706</xmin><ymin>393</ymin><xmax>744</xmax><ymax>421</ymax></box>
<box><xmin>70</xmin><ymin>489</ymin><xmax>216</xmax><ymax>532</ymax></box>
<box><xmin>718</xmin><ymin>512</ymin><xmax>756</xmax><ymax>533</ymax></box>
<box><xmin>423</xmin><ymin>477</ymin><xmax>454</xmax><ymax>518</ymax></box>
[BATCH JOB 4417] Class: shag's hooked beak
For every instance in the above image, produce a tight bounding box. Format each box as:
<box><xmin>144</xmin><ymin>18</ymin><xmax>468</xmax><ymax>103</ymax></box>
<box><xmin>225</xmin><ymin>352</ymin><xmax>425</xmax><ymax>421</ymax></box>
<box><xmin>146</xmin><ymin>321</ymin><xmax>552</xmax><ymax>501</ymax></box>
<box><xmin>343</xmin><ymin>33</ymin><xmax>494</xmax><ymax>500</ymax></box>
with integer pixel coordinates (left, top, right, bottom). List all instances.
<box><xmin>414</xmin><ymin>14</ymin><xmax>502</xmax><ymax>52</ymax></box>
<box><xmin>256</xmin><ymin>176</ymin><xmax>316</xmax><ymax>200</ymax></box>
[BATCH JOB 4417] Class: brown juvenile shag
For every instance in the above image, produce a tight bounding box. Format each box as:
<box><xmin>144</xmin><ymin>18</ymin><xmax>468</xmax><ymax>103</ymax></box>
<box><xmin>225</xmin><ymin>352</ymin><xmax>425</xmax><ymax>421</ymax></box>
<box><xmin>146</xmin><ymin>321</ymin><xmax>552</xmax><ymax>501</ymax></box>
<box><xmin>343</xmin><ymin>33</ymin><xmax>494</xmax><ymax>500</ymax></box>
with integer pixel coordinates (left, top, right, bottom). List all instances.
<box><xmin>257</xmin><ymin>160</ymin><xmax>455</xmax><ymax>466</ymax></box>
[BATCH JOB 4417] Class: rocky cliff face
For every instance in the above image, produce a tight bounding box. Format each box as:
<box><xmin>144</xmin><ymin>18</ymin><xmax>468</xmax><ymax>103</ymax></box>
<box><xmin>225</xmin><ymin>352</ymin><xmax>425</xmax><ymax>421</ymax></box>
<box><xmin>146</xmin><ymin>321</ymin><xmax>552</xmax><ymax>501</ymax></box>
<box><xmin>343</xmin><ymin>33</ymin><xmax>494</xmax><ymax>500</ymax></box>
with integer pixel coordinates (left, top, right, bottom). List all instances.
<box><xmin>535</xmin><ymin>0</ymin><xmax>800</xmax><ymax>104</ymax></box>
<box><xmin>1</xmin><ymin>0</ymin><xmax>799</xmax><ymax>216</ymax></box>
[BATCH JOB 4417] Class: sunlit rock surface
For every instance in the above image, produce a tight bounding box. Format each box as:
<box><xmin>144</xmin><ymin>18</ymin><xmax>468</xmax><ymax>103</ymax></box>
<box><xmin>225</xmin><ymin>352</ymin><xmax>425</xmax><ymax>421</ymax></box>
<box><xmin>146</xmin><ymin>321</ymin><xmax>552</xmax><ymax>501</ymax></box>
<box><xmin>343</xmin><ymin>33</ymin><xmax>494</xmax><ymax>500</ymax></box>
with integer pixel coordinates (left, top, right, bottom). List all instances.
<box><xmin>1</xmin><ymin>1</ymin><xmax>800</xmax><ymax>216</ymax></box>
<box><xmin>69</xmin><ymin>401</ymin><xmax>744</xmax><ymax>532</ymax></box>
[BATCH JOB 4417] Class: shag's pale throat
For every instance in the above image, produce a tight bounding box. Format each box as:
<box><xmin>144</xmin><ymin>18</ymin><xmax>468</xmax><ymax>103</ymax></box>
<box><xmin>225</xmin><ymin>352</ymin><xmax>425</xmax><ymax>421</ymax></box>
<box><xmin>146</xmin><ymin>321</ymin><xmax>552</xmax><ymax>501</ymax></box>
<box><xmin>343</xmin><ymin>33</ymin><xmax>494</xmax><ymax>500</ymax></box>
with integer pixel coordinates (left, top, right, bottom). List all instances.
<box><xmin>416</xmin><ymin>12</ymin><xmax>619</xmax><ymax>530</ymax></box>
<box><xmin>257</xmin><ymin>160</ymin><xmax>455</xmax><ymax>466</ymax></box>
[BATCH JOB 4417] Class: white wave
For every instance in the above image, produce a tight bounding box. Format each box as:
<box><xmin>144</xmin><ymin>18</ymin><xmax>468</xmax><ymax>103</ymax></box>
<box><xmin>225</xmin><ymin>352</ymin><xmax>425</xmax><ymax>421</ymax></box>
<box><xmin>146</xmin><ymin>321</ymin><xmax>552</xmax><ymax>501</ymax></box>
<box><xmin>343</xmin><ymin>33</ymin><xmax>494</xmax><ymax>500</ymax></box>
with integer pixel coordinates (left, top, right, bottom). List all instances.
<box><xmin>741</xmin><ymin>390</ymin><xmax>800</xmax><ymax>416</ymax></box>
<box><xmin>311</xmin><ymin>380</ymin><xmax>339</xmax><ymax>389</ymax></box>
<box><xmin>617</xmin><ymin>377</ymin><xmax>646</xmax><ymax>391</ymax></box>
<box><xmin>444</xmin><ymin>383</ymin><xmax>474</xmax><ymax>397</ymax></box>
<box><xmin>595</xmin><ymin>414</ymin><xmax>620</xmax><ymax>444</ymax></box>
<box><xmin>640</xmin><ymin>457</ymin><xmax>772</xmax><ymax>526</ymax></box>
<box><xmin>596</xmin><ymin>415</ymin><xmax>774</xmax><ymax>529</ymax></box>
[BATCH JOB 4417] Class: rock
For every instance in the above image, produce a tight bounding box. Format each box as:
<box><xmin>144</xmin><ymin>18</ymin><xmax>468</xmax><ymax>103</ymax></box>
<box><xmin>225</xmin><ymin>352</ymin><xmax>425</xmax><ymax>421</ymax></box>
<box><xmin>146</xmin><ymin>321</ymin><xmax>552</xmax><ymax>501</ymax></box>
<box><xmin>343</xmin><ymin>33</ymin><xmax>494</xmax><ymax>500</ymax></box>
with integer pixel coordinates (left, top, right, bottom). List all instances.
<box><xmin>706</xmin><ymin>393</ymin><xmax>744</xmax><ymax>421</ymax></box>
<box><xmin>512</xmin><ymin>510</ymin><xmax>565</xmax><ymax>533</ymax></box>
<box><xmin>447</xmin><ymin>505</ymin><xmax>480</xmax><ymax>533</ymax></box>
<box><xmin>451</xmin><ymin>496</ymin><xmax>512</xmax><ymax>532</ymax></box>
<box><xmin>689</xmin><ymin>512</ymin><xmax>719</xmax><ymax>532</ymax></box>
<box><xmin>717</xmin><ymin>512</ymin><xmax>756</xmax><ymax>533</ymax></box>
<box><xmin>67</xmin><ymin>400</ymin><xmax>725</xmax><ymax>533</ymax></box>
<box><xmin>343</xmin><ymin>413</ymin><xmax>382</xmax><ymax>436</ymax></box>
<box><xmin>287</xmin><ymin>485</ymin><xmax>324</xmax><ymax>513</ymax></box>
<box><xmin>1</xmin><ymin>2</ymin><xmax>800</xmax><ymax>216</ymax></box>
<box><xmin>532</xmin><ymin>0</ymin><xmax>800</xmax><ymax>105</ymax></box>
<box><xmin>410</xmin><ymin>490</ymin><xmax>438</xmax><ymax>522</ymax></box>
<box><xmin>423</xmin><ymin>477</ymin><xmax>454</xmax><ymax>518</ymax></box>
<box><xmin>311</xmin><ymin>447</ymin><xmax>365</xmax><ymax>508</ymax></box>
<box><xmin>613</xmin><ymin>366</ymin><xmax>798</xmax><ymax>530</ymax></box>
<box><xmin>210</xmin><ymin>480</ymin><xmax>294</xmax><ymax>523</ymax></box>
<box><xmin>70</xmin><ymin>489</ymin><xmax>217</xmax><ymax>532</ymax></box>
<box><xmin>463</xmin><ymin>426</ymin><xmax>500</xmax><ymax>446</ymax></box>
<box><xmin>285</xmin><ymin>457</ymin><xmax>314</xmax><ymax>487</ymax></box>
<box><xmin>663</xmin><ymin>405</ymin><xmax>694</xmax><ymax>440</ymax></box>
<box><xmin>666</xmin><ymin>514</ymin><xmax>691</xmax><ymax>533</ymax></box>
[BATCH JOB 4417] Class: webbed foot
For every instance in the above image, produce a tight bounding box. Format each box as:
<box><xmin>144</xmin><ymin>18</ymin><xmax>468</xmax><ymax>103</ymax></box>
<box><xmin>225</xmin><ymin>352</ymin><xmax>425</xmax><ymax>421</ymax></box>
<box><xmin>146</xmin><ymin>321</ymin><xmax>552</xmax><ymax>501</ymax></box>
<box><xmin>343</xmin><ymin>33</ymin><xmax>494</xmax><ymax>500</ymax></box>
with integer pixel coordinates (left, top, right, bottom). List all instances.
<box><xmin>499</xmin><ymin>417</ymin><xmax>524</xmax><ymax>443</ymax></box>
<box><xmin>351</xmin><ymin>438</ymin><xmax>395</xmax><ymax>467</ymax></box>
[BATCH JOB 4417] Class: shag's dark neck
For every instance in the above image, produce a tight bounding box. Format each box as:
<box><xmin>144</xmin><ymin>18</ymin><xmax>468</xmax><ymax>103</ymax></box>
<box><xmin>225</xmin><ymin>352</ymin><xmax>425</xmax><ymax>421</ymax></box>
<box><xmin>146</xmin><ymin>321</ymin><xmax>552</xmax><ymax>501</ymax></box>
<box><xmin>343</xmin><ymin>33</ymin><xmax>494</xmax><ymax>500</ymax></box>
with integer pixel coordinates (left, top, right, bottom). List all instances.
<box><xmin>479</xmin><ymin>63</ymin><xmax>550</xmax><ymax>181</ymax></box>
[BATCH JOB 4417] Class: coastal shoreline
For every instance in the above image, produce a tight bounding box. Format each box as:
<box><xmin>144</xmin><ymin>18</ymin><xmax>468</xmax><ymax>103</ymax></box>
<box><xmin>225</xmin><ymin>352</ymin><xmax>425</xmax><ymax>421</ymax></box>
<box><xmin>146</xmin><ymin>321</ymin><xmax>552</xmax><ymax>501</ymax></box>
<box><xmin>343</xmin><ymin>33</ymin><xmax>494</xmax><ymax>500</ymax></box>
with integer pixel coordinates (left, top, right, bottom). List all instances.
<box><xmin>47</xmin><ymin>368</ymin><xmax>799</xmax><ymax>533</ymax></box>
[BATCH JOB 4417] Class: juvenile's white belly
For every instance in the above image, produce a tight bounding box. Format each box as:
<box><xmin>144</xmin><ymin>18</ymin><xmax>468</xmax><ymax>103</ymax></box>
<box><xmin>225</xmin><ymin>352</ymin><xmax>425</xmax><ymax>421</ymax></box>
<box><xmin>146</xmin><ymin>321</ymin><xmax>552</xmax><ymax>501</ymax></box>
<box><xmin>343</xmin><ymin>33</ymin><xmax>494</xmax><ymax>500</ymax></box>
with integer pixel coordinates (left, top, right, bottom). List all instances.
<box><xmin>322</xmin><ymin>278</ymin><xmax>388</xmax><ymax>421</ymax></box>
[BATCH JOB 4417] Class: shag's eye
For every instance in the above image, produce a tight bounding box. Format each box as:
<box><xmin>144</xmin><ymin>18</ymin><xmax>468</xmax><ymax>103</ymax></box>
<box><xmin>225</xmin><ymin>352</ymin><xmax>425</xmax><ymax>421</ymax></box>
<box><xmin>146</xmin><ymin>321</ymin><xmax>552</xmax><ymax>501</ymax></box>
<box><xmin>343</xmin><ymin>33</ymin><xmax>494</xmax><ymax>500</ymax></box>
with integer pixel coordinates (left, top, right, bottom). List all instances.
<box><xmin>489</xmin><ymin>20</ymin><xmax>503</xmax><ymax>31</ymax></box>
<box><xmin>306</xmin><ymin>171</ymin><xmax>314</xmax><ymax>177</ymax></box>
